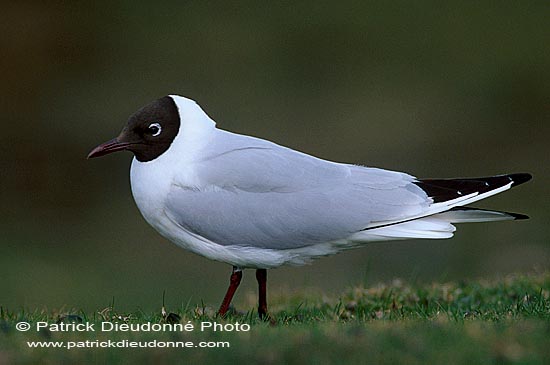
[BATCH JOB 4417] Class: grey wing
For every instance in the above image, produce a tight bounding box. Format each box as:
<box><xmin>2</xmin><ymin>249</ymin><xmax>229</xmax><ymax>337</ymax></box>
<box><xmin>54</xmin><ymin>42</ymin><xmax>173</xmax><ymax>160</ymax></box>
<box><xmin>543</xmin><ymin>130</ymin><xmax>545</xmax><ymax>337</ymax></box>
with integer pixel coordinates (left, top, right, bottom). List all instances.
<box><xmin>165</xmin><ymin>130</ymin><xmax>431</xmax><ymax>249</ymax></box>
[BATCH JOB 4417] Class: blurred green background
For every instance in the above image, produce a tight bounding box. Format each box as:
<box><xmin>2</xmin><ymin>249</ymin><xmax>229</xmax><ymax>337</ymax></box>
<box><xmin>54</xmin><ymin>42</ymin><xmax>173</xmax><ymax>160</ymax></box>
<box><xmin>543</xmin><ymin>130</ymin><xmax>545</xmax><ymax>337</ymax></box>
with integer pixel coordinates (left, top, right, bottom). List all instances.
<box><xmin>1</xmin><ymin>1</ymin><xmax>548</xmax><ymax>312</ymax></box>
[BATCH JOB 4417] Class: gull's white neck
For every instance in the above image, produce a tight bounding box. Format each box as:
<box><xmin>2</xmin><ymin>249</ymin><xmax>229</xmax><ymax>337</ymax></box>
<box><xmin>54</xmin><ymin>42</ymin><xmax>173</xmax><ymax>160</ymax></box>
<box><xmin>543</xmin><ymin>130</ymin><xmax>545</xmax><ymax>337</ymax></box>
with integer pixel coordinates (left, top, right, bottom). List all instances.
<box><xmin>129</xmin><ymin>95</ymin><xmax>217</xmax><ymax>226</ymax></box>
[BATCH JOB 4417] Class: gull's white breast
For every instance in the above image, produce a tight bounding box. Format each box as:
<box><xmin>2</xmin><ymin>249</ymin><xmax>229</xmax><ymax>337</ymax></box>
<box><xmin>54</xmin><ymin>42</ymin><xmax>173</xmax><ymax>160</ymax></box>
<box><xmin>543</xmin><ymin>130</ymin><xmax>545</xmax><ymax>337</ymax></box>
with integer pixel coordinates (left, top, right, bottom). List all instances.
<box><xmin>129</xmin><ymin>156</ymin><xmax>314</xmax><ymax>268</ymax></box>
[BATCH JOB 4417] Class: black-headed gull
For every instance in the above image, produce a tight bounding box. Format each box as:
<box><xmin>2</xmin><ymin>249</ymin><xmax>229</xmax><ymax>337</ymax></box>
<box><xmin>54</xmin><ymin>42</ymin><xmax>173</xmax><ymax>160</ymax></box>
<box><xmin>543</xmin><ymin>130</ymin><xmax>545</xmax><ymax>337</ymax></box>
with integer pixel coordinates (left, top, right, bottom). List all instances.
<box><xmin>88</xmin><ymin>95</ymin><xmax>531</xmax><ymax>318</ymax></box>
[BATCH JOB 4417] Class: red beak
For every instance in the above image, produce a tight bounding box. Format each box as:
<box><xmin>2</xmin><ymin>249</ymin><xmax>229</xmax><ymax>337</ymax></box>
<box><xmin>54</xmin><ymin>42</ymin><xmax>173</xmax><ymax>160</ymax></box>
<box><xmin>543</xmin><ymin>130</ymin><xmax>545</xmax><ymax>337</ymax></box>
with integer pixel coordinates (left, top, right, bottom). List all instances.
<box><xmin>87</xmin><ymin>138</ymin><xmax>131</xmax><ymax>159</ymax></box>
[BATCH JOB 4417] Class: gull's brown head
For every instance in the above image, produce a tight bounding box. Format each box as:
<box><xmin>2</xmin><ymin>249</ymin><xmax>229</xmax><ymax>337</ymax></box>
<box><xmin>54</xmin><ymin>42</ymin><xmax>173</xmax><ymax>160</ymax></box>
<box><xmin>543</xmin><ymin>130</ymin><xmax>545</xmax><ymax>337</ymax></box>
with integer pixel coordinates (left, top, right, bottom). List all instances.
<box><xmin>87</xmin><ymin>96</ymin><xmax>180</xmax><ymax>162</ymax></box>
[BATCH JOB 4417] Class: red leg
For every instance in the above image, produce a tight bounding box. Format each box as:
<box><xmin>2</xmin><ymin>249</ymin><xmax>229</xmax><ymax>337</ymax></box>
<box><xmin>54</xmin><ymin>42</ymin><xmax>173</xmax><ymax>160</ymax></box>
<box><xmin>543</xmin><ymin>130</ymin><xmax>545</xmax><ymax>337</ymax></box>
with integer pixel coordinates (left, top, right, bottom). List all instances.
<box><xmin>217</xmin><ymin>267</ymin><xmax>242</xmax><ymax>317</ymax></box>
<box><xmin>256</xmin><ymin>269</ymin><xmax>268</xmax><ymax>319</ymax></box>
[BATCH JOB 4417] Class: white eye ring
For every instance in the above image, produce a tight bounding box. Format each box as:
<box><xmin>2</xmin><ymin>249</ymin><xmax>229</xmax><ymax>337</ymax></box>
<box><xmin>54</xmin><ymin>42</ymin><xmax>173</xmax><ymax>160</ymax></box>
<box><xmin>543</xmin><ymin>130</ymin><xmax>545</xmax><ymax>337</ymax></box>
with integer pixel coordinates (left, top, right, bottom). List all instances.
<box><xmin>148</xmin><ymin>123</ymin><xmax>162</xmax><ymax>137</ymax></box>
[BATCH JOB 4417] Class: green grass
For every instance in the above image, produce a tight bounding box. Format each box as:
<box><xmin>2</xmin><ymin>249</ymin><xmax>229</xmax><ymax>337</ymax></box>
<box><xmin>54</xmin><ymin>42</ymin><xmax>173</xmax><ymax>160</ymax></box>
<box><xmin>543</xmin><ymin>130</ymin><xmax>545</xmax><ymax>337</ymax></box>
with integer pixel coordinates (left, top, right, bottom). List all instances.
<box><xmin>1</xmin><ymin>273</ymin><xmax>549</xmax><ymax>364</ymax></box>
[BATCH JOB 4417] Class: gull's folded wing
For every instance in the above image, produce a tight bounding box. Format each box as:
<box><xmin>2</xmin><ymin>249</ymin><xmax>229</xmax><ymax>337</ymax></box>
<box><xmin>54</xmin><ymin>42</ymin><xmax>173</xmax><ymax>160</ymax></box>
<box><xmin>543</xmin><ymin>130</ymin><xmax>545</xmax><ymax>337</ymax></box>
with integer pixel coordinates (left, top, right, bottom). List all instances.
<box><xmin>165</xmin><ymin>129</ymin><xmax>531</xmax><ymax>249</ymax></box>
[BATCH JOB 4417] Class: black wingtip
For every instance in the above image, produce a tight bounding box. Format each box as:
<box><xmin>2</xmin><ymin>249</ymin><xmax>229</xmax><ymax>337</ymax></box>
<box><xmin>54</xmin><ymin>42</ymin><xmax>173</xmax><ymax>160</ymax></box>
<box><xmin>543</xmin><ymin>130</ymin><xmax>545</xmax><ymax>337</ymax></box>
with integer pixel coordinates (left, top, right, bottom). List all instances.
<box><xmin>509</xmin><ymin>173</ymin><xmax>532</xmax><ymax>187</ymax></box>
<box><xmin>507</xmin><ymin>211</ymin><xmax>530</xmax><ymax>220</ymax></box>
<box><xmin>449</xmin><ymin>206</ymin><xmax>530</xmax><ymax>220</ymax></box>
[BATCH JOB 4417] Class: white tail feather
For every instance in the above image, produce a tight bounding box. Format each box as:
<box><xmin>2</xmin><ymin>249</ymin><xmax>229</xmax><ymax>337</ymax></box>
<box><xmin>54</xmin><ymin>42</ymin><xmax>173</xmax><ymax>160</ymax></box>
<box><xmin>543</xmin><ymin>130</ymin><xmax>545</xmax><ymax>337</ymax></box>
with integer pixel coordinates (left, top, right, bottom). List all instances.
<box><xmin>352</xmin><ymin>217</ymin><xmax>456</xmax><ymax>241</ymax></box>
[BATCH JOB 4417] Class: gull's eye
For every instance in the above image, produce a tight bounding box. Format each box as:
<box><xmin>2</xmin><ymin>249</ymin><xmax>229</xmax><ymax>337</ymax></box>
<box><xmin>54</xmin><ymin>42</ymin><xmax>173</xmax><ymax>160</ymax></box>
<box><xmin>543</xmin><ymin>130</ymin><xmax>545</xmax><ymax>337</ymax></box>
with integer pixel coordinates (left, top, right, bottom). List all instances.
<box><xmin>148</xmin><ymin>123</ymin><xmax>162</xmax><ymax>137</ymax></box>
